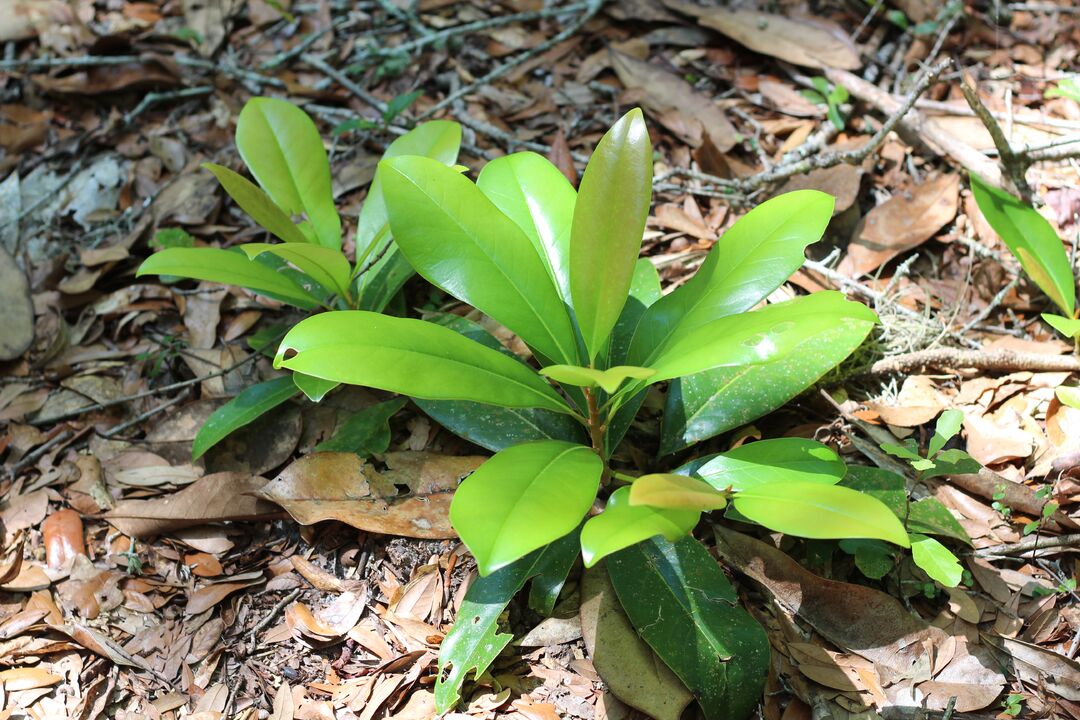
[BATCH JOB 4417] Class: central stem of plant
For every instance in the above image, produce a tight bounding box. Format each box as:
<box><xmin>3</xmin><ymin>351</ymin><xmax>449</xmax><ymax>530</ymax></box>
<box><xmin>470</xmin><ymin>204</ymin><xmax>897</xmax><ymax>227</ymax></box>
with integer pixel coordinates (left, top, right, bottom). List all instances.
<box><xmin>583</xmin><ymin>387</ymin><xmax>610</xmax><ymax>484</ymax></box>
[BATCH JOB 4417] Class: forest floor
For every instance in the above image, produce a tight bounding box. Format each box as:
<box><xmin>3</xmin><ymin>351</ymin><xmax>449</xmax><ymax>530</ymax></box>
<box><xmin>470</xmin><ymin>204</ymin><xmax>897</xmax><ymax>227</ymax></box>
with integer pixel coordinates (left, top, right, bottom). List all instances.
<box><xmin>1</xmin><ymin>0</ymin><xmax>1080</xmax><ymax>718</ymax></box>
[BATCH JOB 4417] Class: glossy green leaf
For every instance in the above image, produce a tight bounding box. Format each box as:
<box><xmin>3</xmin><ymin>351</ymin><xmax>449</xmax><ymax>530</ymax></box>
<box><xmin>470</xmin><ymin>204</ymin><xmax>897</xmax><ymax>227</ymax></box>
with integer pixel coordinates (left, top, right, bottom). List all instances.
<box><xmin>436</xmin><ymin>533</ymin><xmax>578</xmax><ymax>712</ymax></box>
<box><xmin>609</xmin><ymin>258</ymin><xmax>662</xmax><ymax>365</ymax></box>
<box><xmin>909</xmin><ymin>534</ymin><xmax>963</xmax><ymax>587</ymax></box>
<box><xmin>203</xmin><ymin>163</ymin><xmax>310</xmax><ymax>244</ymax></box>
<box><xmin>606</xmin><ymin>535</ymin><xmax>770</xmax><ymax>720</ymax></box>
<box><xmin>971</xmin><ymin>174</ymin><xmax>1075</xmax><ymax>316</ymax></box>
<box><xmin>540</xmin><ymin>364</ymin><xmax>655</xmax><ymax>394</ymax></box>
<box><xmin>570</xmin><ymin>108</ymin><xmax>652</xmax><ymax>360</ymax></box>
<box><xmin>908</xmin><ymin>498</ymin><xmax>971</xmax><ymax>544</ymax></box>
<box><xmin>380</xmin><ymin>155</ymin><xmax>578</xmax><ymax>364</ymax></box>
<box><xmin>238</xmin><ymin>243</ymin><xmax>352</xmax><ymax>298</ymax></box>
<box><xmin>136</xmin><ymin>247</ymin><xmax>319</xmax><ymax>310</ymax></box>
<box><xmin>921</xmin><ymin>448</ymin><xmax>981</xmax><ymax>480</ymax></box>
<box><xmin>839</xmin><ymin>466</ymin><xmax>907</xmax><ymax>517</ymax></box>
<box><xmin>355</xmin><ymin>120</ymin><xmax>462</xmax><ymax>262</ymax></box>
<box><xmin>314</xmin><ymin>397</ymin><xmax>406</xmax><ymax>456</ymax></box>
<box><xmin>628</xmin><ymin>473</ymin><xmax>728</xmax><ymax>510</ymax></box>
<box><xmin>275</xmin><ymin>311</ymin><xmax>569</xmax><ymax>412</ymax></box>
<box><xmin>661</xmin><ymin>321</ymin><xmax>873</xmax><ymax>454</ymax></box>
<box><xmin>192</xmin><ymin>376</ymin><xmax>299</xmax><ymax>460</ymax></box>
<box><xmin>451</xmin><ymin>441</ymin><xmax>601</xmax><ymax>576</ymax></box>
<box><xmin>733</xmin><ymin>481</ymin><xmax>911</xmax><ymax>547</ymax></box>
<box><xmin>354</xmin><ymin>248</ymin><xmax>413</xmax><ymax>312</ymax></box>
<box><xmin>528</xmin><ymin>524</ymin><xmax>582</xmax><ymax>617</ymax></box>
<box><xmin>1057</xmin><ymin>385</ymin><xmax>1080</xmax><ymax>410</ymax></box>
<box><xmin>292</xmin><ymin>372</ymin><xmax>338</xmax><ymax>402</ymax></box>
<box><xmin>929</xmin><ymin>409</ymin><xmax>964</xmax><ymax>456</ymax></box>
<box><xmin>696</xmin><ymin>438</ymin><xmax>846</xmax><ymax>492</ymax></box>
<box><xmin>236</xmin><ymin>98</ymin><xmax>340</xmax><ymax>249</ymax></box>
<box><xmin>630</xmin><ymin>190</ymin><xmax>834</xmax><ymax>364</ymax></box>
<box><xmin>477</xmin><ymin>152</ymin><xmax>576</xmax><ymax>302</ymax></box>
<box><xmin>581</xmin><ymin>487</ymin><xmax>699</xmax><ymax>567</ymax></box>
<box><xmin>645</xmin><ymin>291</ymin><xmax>878</xmax><ymax>385</ymax></box>
<box><xmin>1043</xmin><ymin>313</ymin><xmax>1080</xmax><ymax>339</ymax></box>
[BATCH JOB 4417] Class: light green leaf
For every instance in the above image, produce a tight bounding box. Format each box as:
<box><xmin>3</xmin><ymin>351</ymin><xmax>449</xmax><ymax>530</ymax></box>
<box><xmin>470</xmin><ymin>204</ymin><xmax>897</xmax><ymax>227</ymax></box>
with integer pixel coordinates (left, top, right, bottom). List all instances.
<box><xmin>540</xmin><ymin>364</ymin><xmax>655</xmax><ymax>394</ymax></box>
<box><xmin>929</xmin><ymin>409</ymin><xmax>964</xmax><ymax>457</ymax></box>
<box><xmin>882</xmin><ymin>441</ymin><xmax>922</xmax><ymax>462</ymax></box>
<box><xmin>630</xmin><ymin>190</ymin><xmax>834</xmax><ymax>365</ymax></box>
<box><xmin>606</xmin><ymin>535</ymin><xmax>770</xmax><ymax>720</ymax></box>
<box><xmin>436</xmin><ymin>532</ymin><xmax>578</xmax><ymax>712</ymax></box>
<box><xmin>380</xmin><ymin>155</ymin><xmax>579</xmax><ymax>364</ymax></box>
<box><xmin>909</xmin><ymin>533</ymin><xmax>963</xmax><ymax>587</ymax></box>
<box><xmin>646</xmin><ymin>291</ymin><xmax>878</xmax><ymax>385</ymax></box>
<box><xmin>661</xmin><ymin>321</ymin><xmax>873</xmax><ymax>454</ymax></box>
<box><xmin>1057</xmin><ymin>385</ymin><xmax>1080</xmax><ymax>410</ymax></box>
<box><xmin>696</xmin><ymin>438</ymin><xmax>846</xmax><ymax>492</ymax></box>
<box><xmin>192</xmin><ymin>376</ymin><xmax>299</xmax><ymax>460</ymax></box>
<box><xmin>732</xmin><ymin>481</ymin><xmax>911</xmax><ymax>547</ymax></box>
<box><xmin>203</xmin><ymin>163</ymin><xmax>310</xmax><ymax>244</ymax></box>
<box><xmin>314</xmin><ymin>397</ymin><xmax>407</xmax><ymax>457</ymax></box>
<box><xmin>628</xmin><ymin>473</ymin><xmax>728</xmax><ymax>510</ymax></box>
<box><xmin>275</xmin><ymin>311</ymin><xmax>570</xmax><ymax>413</ymax></box>
<box><xmin>136</xmin><ymin>247</ymin><xmax>319</xmax><ymax>310</ymax></box>
<box><xmin>292</xmin><ymin>372</ymin><xmax>338</xmax><ymax>402</ymax></box>
<box><xmin>236</xmin><ymin>98</ymin><xmax>340</xmax><ymax>249</ymax></box>
<box><xmin>1043</xmin><ymin>313</ymin><xmax>1080</xmax><ymax>339</ymax></box>
<box><xmin>477</xmin><ymin>152</ymin><xmax>576</xmax><ymax>303</ymax></box>
<box><xmin>450</xmin><ymin>441</ymin><xmax>601</xmax><ymax>576</ymax></box>
<box><xmin>570</xmin><ymin>108</ymin><xmax>652</xmax><ymax>360</ymax></box>
<box><xmin>581</xmin><ymin>487</ymin><xmax>699</xmax><ymax>567</ymax></box>
<box><xmin>239</xmin><ymin>243</ymin><xmax>352</xmax><ymax>298</ymax></box>
<box><xmin>355</xmin><ymin>120</ymin><xmax>462</xmax><ymax>262</ymax></box>
<box><xmin>970</xmin><ymin>174</ymin><xmax>1075</xmax><ymax>316</ymax></box>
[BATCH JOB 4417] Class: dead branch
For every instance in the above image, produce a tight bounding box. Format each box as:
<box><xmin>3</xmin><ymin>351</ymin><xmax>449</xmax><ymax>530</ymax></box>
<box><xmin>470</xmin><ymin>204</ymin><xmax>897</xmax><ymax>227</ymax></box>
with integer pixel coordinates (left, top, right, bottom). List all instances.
<box><xmin>976</xmin><ymin>533</ymin><xmax>1080</xmax><ymax>558</ymax></box>
<box><xmin>958</xmin><ymin>77</ymin><xmax>1034</xmax><ymax>201</ymax></box>
<box><xmin>869</xmin><ymin>348</ymin><xmax>1080</xmax><ymax>374</ymax></box>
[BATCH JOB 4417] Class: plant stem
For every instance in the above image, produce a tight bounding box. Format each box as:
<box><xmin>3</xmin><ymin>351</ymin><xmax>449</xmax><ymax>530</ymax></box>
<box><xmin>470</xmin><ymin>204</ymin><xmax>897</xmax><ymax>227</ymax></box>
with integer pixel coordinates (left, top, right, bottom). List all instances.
<box><xmin>584</xmin><ymin>387</ymin><xmax>610</xmax><ymax>483</ymax></box>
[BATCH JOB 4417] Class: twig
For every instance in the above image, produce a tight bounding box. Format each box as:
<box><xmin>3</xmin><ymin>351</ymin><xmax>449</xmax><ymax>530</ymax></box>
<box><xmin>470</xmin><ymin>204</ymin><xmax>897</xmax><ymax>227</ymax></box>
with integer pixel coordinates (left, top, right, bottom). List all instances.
<box><xmin>958</xmin><ymin>77</ymin><xmax>1033</xmax><ymax>202</ymax></box>
<box><xmin>247</xmin><ymin>588</ymin><xmax>303</xmax><ymax>647</ymax></box>
<box><xmin>419</xmin><ymin>0</ymin><xmax>606</xmax><ymax>120</ymax></box>
<box><xmin>123</xmin><ymin>87</ymin><xmax>212</xmax><ymax>125</ymax></box>
<box><xmin>958</xmin><ymin>276</ymin><xmax>1021</xmax><ymax>335</ymax></box>
<box><xmin>99</xmin><ymin>389</ymin><xmax>191</xmax><ymax>439</ymax></box>
<box><xmin>5</xmin><ymin>429</ymin><xmax>77</xmax><ymax>479</ymax></box>
<box><xmin>302</xmin><ymin>54</ymin><xmax>387</xmax><ymax>114</ymax></box>
<box><xmin>261</xmin><ymin>17</ymin><xmax>355</xmax><ymax>71</ymax></box>
<box><xmin>975</xmin><ymin>533</ymin><xmax>1080</xmax><ymax>558</ymax></box>
<box><xmin>870</xmin><ymin>348</ymin><xmax>1080</xmax><ymax>374</ymax></box>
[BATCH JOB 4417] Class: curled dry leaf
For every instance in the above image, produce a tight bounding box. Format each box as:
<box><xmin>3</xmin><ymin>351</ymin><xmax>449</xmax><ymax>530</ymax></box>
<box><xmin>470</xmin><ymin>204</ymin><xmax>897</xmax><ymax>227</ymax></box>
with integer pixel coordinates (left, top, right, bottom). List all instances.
<box><xmin>609</xmin><ymin>49</ymin><xmax>736</xmax><ymax>151</ymax></box>
<box><xmin>0</xmin><ymin>666</ymin><xmax>61</xmax><ymax>690</ymax></box>
<box><xmin>42</xmin><ymin>508</ymin><xmax>86</xmax><ymax>570</ymax></box>
<box><xmin>839</xmin><ymin>174</ymin><xmax>960</xmax><ymax>277</ymax></box>
<box><xmin>104</xmin><ymin>472</ymin><xmax>280</xmax><ymax>538</ymax></box>
<box><xmin>186</xmin><ymin>575</ymin><xmax>265</xmax><ymax>615</ymax></box>
<box><xmin>259</xmin><ymin>452</ymin><xmax>485</xmax><ymax>539</ymax></box>
<box><xmin>664</xmin><ymin>0</ymin><xmax>861</xmax><ymax>70</ymax></box>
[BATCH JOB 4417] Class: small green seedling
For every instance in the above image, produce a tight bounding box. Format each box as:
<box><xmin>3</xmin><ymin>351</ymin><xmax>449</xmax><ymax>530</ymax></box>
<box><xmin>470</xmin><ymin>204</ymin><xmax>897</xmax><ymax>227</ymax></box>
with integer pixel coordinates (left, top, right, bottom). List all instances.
<box><xmin>273</xmin><ymin>108</ymin><xmax>913</xmax><ymax>719</ymax></box>
<box><xmin>1002</xmin><ymin>693</ymin><xmax>1024</xmax><ymax>717</ymax></box>
<box><xmin>137</xmin><ymin>98</ymin><xmax>462</xmax><ymax>459</ymax></box>
<box><xmin>881</xmin><ymin>409</ymin><xmax>980</xmax><ymax>480</ymax></box>
<box><xmin>1046</xmin><ymin>76</ymin><xmax>1080</xmax><ymax>104</ymax></box>
<box><xmin>801</xmin><ymin>77</ymin><xmax>849</xmax><ymax>131</ymax></box>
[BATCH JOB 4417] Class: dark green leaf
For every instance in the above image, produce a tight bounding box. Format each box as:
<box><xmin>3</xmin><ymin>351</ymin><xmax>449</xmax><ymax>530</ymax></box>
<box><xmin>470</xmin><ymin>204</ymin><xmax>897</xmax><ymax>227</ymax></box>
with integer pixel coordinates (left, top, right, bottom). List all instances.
<box><xmin>908</xmin><ymin>498</ymin><xmax>971</xmax><ymax>544</ymax></box>
<box><xmin>839</xmin><ymin>466</ymin><xmax>907</xmax><ymax>517</ymax></box>
<box><xmin>192</xmin><ymin>376</ymin><xmax>299</xmax><ymax>460</ymax></box>
<box><xmin>314</xmin><ymin>397</ymin><xmax>407</xmax><ymax>456</ymax></box>
<box><xmin>383</xmin><ymin>90</ymin><xmax>422</xmax><ymax>122</ymax></box>
<box><xmin>609</xmin><ymin>258</ymin><xmax>662</xmax><ymax>365</ymax></box>
<box><xmin>840</xmin><ymin>539</ymin><xmax>896</xmax><ymax>580</ymax></box>
<box><xmin>528</xmin><ymin>525</ymin><xmax>582</xmax><ymax>617</ymax></box>
<box><xmin>354</xmin><ymin>247</ymin><xmax>414</xmax><ymax>312</ymax></box>
<box><xmin>570</xmin><ymin>108</ymin><xmax>652</xmax><ymax>360</ymax></box>
<box><xmin>606</xmin><ymin>535</ymin><xmax>770</xmax><ymax>720</ymax></box>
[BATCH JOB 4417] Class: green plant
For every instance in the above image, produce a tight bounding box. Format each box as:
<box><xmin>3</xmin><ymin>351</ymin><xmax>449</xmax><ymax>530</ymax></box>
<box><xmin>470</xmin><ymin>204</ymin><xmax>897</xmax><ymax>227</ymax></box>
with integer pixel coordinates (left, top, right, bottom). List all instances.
<box><xmin>970</xmin><ymin>175</ymin><xmax>1079</xmax><ymax>349</ymax></box>
<box><xmin>881</xmin><ymin>408</ymin><xmax>980</xmax><ymax>480</ymax></box>
<box><xmin>1046</xmin><ymin>76</ymin><xmax>1080</xmax><ymax>104</ymax></box>
<box><xmin>136</xmin><ymin>97</ymin><xmax>462</xmax><ymax>458</ymax></box>
<box><xmin>1002</xmin><ymin>693</ymin><xmax>1025</xmax><ymax>717</ymax></box>
<box><xmin>273</xmin><ymin>108</ymin><xmax>918</xmax><ymax>716</ymax></box>
<box><xmin>802</xmin><ymin>77</ymin><xmax>849</xmax><ymax>131</ymax></box>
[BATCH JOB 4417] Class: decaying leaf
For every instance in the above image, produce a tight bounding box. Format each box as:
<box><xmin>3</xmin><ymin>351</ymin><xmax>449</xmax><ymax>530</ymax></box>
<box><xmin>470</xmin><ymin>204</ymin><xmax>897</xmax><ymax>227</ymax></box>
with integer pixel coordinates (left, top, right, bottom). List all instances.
<box><xmin>0</xmin><ymin>243</ymin><xmax>34</xmax><ymax>360</ymax></box>
<box><xmin>259</xmin><ymin>452</ymin><xmax>484</xmax><ymax>539</ymax></box>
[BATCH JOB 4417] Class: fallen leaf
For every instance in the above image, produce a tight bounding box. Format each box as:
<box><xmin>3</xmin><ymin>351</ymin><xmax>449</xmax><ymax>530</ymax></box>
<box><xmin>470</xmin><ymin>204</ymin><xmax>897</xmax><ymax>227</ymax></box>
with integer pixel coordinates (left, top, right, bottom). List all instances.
<box><xmin>0</xmin><ymin>243</ymin><xmax>34</xmax><ymax>360</ymax></box>
<box><xmin>0</xmin><ymin>0</ymin><xmax>74</xmax><ymax>41</ymax></box>
<box><xmin>666</xmin><ymin>0</ymin><xmax>861</xmax><ymax>70</ymax></box>
<box><xmin>0</xmin><ymin>666</ymin><xmax>61</xmax><ymax>690</ymax></box>
<box><xmin>609</xmin><ymin>49</ymin><xmax>736</xmax><ymax>151</ymax></box>
<box><xmin>104</xmin><ymin>472</ymin><xmax>281</xmax><ymax>537</ymax></box>
<box><xmin>184</xmin><ymin>552</ymin><xmax>223</xmax><ymax>578</ymax></box>
<box><xmin>42</xmin><ymin>508</ymin><xmax>86</xmax><ymax>570</ymax></box>
<box><xmin>0</xmin><ymin>488</ymin><xmax>48</xmax><ymax>532</ymax></box>
<box><xmin>259</xmin><ymin>452</ymin><xmax>484</xmax><ymax>539</ymax></box>
<box><xmin>187</xmin><ymin>575</ymin><xmax>264</xmax><ymax>615</ymax></box>
<box><xmin>840</xmin><ymin>174</ymin><xmax>959</xmax><ymax>276</ymax></box>
<box><xmin>777</xmin><ymin>164</ymin><xmax>862</xmax><ymax>216</ymax></box>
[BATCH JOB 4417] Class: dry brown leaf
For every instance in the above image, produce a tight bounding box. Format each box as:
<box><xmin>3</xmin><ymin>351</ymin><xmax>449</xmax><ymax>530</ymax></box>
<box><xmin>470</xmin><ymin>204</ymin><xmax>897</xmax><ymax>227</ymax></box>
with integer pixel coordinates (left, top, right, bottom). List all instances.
<box><xmin>0</xmin><ymin>0</ymin><xmax>73</xmax><ymax>41</ymax></box>
<box><xmin>52</xmin><ymin>623</ymin><xmax>152</xmax><ymax>670</ymax></box>
<box><xmin>104</xmin><ymin>472</ymin><xmax>281</xmax><ymax>537</ymax></box>
<box><xmin>259</xmin><ymin>452</ymin><xmax>484</xmax><ymax>539</ymax></box>
<box><xmin>291</xmin><ymin>555</ymin><xmax>363</xmax><ymax>593</ymax></box>
<box><xmin>917</xmin><ymin>638</ymin><xmax>1004</xmax><ymax>711</ymax></box>
<box><xmin>0</xmin><ymin>244</ymin><xmax>34</xmax><ymax>360</ymax></box>
<box><xmin>839</xmin><ymin>174</ymin><xmax>959</xmax><ymax>276</ymax></box>
<box><xmin>865</xmin><ymin>375</ymin><xmax>949</xmax><ymax>428</ymax></box>
<box><xmin>184</xmin><ymin>552</ymin><xmax>223</xmax><ymax>578</ymax></box>
<box><xmin>0</xmin><ymin>488</ymin><xmax>47</xmax><ymax>532</ymax></box>
<box><xmin>665</xmin><ymin>0</ymin><xmax>860</xmax><ymax>70</ymax></box>
<box><xmin>186</xmin><ymin>576</ymin><xmax>264</xmax><ymax>615</ymax></box>
<box><xmin>609</xmin><ymin>50</ymin><xmax>736</xmax><ymax>151</ymax></box>
<box><xmin>547</xmin><ymin>128</ymin><xmax>577</xmax><ymax>186</ymax></box>
<box><xmin>42</xmin><ymin>508</ymin><xmax>86</xmax><ymax>570</ymax></box>
<box><xmin>986</xmin><ymin>635</ymin><xmax>1080</xmax><ymax>701</ymax></box>
<box><xmin>0</xmin><ymin>666</ymin><xmax>61</xmax><ymax>690</ymax></box>
<box><xmin>777</xmin><ymin>164</ymin><xmax>862</xmax><ymax>216</ymax></box>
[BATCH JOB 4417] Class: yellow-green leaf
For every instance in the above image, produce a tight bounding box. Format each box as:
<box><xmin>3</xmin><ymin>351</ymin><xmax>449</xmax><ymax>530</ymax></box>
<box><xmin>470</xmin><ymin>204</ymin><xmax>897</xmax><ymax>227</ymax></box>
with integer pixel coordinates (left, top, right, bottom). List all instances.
<box><xmin>628</xmin><ymin>473</ymin><xmax>728</xmax><ymax>510</ymax></box>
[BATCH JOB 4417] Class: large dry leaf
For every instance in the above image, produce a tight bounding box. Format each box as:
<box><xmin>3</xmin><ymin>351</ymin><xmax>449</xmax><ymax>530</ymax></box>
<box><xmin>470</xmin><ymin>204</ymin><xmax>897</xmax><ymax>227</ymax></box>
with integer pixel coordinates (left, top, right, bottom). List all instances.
<box><xmin>986</xmin><ymin>635</ymin><xmax>1080</xmax><ymax>701</ymax></box>
<box><xmin>714</xmin><ymin>526</ymin><xmax>946</xmax><ymax>679</ymax></box>
<box><xmin>259</xmin><ymin>452</ymin><xmax>484</xmax><ymax>539</ymax></box>
<box><xmin>609</xmin><ymin>49</ymin><xmax>736</xmax><ymax>151</ymax></box>
<box><xmin>42</xmin><ymin>508</ymin><xmax>86</xmax><ymax>570</ymax></box>
<box><xmin>104</xmin><ymin>472</ymin><xmax>281</xmax><ymax>537</ymax></box>
<box><xmin>918</xmin><ymin>638</ymin><xmax>1005</xmax><ymax>712</ymax></box>
<box><xmin>839</xmin><ymin>174</ymin><xmax>959</xmax><ymax>276</ymax></box>
<box><xmin>186</xmin><ymin>575</ymin><xmax>264</xmax><ymax>615</ymax></box>
<box><xmin>0</xmin><ymin>244</ymin><xmax>33</xmax><ymax>360</ymax></box>
<box><xmin>665</xmin><ymin>0</ymin><xmax>860</xmax><ymax>70</ymax></box>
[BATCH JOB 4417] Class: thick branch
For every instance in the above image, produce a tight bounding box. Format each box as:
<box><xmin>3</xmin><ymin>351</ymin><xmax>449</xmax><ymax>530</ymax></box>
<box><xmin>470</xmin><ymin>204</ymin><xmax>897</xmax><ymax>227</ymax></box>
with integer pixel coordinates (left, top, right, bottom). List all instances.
<box><xmin>869</xmin><ymin>348</ymin><xmax>1080</xmax><ymax>374</ymax></box>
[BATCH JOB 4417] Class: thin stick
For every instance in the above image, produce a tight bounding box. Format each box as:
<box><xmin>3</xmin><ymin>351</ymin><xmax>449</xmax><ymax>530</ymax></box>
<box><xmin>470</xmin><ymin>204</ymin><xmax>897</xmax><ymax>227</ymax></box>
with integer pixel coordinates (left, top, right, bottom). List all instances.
<box><xmin>870</xmin><ymin>348</ymin><xmax>1080</xmax><ymax>374</ymax></box>
<box><xmin>99</xmin><ymin>389</ymin><xmax>191</xmax><ymax>439</ymax></box>
<box><xmin>302</xmin><ymin>54</ymin><xmax>387</xmax><ymax>114</ymax></box>
<box><xmin>958</xmin><ymin>77</ymin><xmax>1033</xmax><ymax>201</ymax></box>
<box><xmin>975</xmin><ymin>533</ymin><xmax>1080</xmax><ymax>558</ymax></box>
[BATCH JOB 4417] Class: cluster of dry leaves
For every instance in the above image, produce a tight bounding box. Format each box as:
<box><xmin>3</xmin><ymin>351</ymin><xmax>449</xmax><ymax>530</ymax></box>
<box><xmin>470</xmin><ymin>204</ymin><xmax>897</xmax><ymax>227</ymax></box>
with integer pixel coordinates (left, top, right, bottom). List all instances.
<box><xmin>2</xmin><ymin>0</ymin><xmax>1080</xmax><ymax>718</ymax></box>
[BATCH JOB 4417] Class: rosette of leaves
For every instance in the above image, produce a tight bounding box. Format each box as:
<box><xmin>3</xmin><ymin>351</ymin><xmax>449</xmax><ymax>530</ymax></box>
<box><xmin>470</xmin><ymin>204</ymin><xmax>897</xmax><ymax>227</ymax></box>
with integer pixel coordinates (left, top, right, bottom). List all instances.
<box><xmin>136</xmin><ymin>97</ymin><xmax>462</xmax><ymax>458</ymax></box>
<box><xmin>273</xmin><ymin>108</ymin><xmax>904</xmax><ymax>718</ymax></box>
